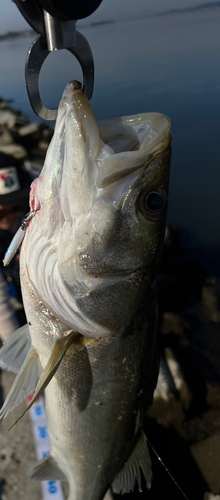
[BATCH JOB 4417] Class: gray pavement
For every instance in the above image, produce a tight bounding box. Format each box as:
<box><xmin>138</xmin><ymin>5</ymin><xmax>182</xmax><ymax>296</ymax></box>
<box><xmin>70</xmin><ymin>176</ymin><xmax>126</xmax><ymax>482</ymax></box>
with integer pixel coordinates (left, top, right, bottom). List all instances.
<box><xmin>0</xmin><ymin>370</ymin><xmax>43</xmax><ymax>500</ymax></box>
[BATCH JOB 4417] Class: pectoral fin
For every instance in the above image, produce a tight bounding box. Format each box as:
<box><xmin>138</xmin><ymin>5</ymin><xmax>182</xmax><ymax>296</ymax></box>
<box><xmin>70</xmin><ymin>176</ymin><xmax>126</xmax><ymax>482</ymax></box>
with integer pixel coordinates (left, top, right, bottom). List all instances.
<box><xmin>0</xmin><ymin>347</ymin><xmax>42</xmax><ymax>420</ymax></box>
<box><xmin>28</xmin><ymin>454</ymin><xmax>67</xmax><ymax>482</ymax></box>
<box><xmin>0</xmin><ymin>324</ymin><xmax>31</xmax><ymax>373</ymax></box>
<box><xmin>112</xmin><ymin>432</ymin><xmax>152</xmax><ymax>493</ymax></box>
<box><xmin>9</xmin><ymin>329</ymin><xmax>80</xmax><ymax>429</ymax></box>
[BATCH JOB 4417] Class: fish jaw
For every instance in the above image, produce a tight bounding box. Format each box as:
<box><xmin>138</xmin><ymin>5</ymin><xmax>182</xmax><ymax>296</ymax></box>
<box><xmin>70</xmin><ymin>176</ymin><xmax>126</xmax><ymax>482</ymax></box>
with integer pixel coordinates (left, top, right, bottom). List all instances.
<box><xmin>21</xmin><ymin>82</ymin><xmax>112</xmax><ymax>338</ymax></box>
<box><xmin>20</xmin><ymin>81</ymin><xmax>171</xmax><ymax>338</ymax></box>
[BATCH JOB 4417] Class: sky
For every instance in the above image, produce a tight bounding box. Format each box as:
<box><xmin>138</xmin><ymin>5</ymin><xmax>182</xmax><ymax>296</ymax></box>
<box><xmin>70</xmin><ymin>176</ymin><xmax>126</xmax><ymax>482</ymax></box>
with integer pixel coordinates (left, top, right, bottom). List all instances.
<box><xmin>0</xmin><ymin>0</ymin><xmax>219</xmax><ymax>34</ymax></box>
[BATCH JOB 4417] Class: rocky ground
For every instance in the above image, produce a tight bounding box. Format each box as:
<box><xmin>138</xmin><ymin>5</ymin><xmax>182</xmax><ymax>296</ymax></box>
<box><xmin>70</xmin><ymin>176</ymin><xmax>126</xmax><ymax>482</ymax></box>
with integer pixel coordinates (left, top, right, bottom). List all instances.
<box><xmin>0</xmin><ymin>99</ymin><xmax>220</xmax><ymax>500</ymax></box>
<box><xmin>0</xmin><ymin>97</ymin><xmax>54</xmax><ymax>174</ymax></box>
<box><xmin>0</xmin><ymin>371</ymin><xmax>42</xmax><ymax>500</ymax></box>
<box><xmin>0</xmin><ymin>99</ymin><xmax>52</xmax><ymax>499</ymax></box>
<box><xmin>0</xmin><ymin>98</ymin><xmax>66</xmax><ymax>500</ymax></box>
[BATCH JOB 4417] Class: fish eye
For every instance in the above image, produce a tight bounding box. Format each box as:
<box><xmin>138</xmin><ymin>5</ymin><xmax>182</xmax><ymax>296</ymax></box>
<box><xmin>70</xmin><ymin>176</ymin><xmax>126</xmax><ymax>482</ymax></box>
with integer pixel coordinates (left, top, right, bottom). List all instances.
<box><xmin>145</xmin><ymin>191</ymin><xmax>165</xmax><ymax>212</ymax></box>
<box><xmin>138</xmin><ymin>188</ymin><xmax>167</xmax><ymax>220</ymax></box>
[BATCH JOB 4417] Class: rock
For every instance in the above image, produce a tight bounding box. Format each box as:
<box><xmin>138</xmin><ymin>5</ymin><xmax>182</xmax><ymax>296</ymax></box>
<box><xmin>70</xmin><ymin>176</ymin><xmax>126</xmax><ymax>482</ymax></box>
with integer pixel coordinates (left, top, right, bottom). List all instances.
<box><xmin>207</xmin><ymin>384</ymin><xmax>220</xmax><ymax>409</ymax></box>
<box><xmin>29</xmin><ymin>147</ymin><xmax>47</xmax><ymax>164</ymax></box>
<box><xmin>165</xmin><ymin>347</ymin><xmax>192</xmax><ymax>410</ymax></box>
<box><xmin>42</xmin><ymin>126</ymin><xmax>54</xmax><ymax>141</ymax></box>
<box><xmin>191</xmin><ymin>434</ymin><xmax>220</xmax><ymax>494</ymax></box>
<box><xmin>202</xmin><ymin>283</ymin><xmax>220</xmax><ymax>323</ymax></box>
<box><xmin>0</xmin><ymin>129</ymin><xmax>14</xmax><ymax>146</ymax></box>
<box><xmin>16</xmin><ymin>123</ymin><xmax>42</xmax><ymax>152</ymax></box>
<box><xmin>0</xmin><ymin>111</ymin><xmax>16</xmax><ymax>129</ymax></box>
<box><xmin>0</xmin><ymin>100</ymin><xmax>12</xmax><ymax>111</ymax></box>
<box><xmin>0</xmin><ymin>144</ymin><xmax>27</xmax><ymax>160</ymax></box>
<box><xmin>24</xmin><ymin>160</ymin><xmax>42</xmax><ymax>176</ymax></box>
<box><xmin>9</xmin><ymin>296</ymin><xmax>23</xmax><ymax>311</ymax></box>
<box><xmin>204</xmin><ymin>494</ymin><xmax>220</xmax><ymax>500</ymax></box>
<box><xmin>148</xmin><ymin>362</ymin><xmax>184</xmax><ymax>426</ymax></box>
<box><xmin>160</xmin><ymin>312</ymin><xmax>189</xmax><ymax>336</ymax></box>
<box><xmin>38</xmin><ymin>140</ymin><xmax>49</xmax><ymax>152</ymax></box>
<box><xmin>175</xmin><ymin>407</ymin><xmax>220</xmax><ymax>443</ymax></box>
<box><xmin>18</xmin><ymin>122</ymin><xmax>40</xmax><ymax>138</ymax></box>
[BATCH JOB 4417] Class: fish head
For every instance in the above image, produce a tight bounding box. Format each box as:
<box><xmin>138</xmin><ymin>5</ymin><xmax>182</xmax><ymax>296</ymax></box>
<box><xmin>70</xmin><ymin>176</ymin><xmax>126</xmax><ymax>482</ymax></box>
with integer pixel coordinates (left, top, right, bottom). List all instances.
<box><xmin>21</xmin><ymin>81</ymin><xmax>171</xmax><ymax>338</ymax></box>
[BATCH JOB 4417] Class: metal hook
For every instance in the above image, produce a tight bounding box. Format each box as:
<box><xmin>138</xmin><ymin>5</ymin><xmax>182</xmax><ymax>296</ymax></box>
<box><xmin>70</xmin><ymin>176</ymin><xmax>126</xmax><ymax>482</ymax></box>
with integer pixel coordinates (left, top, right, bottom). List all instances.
<box><xmin>25</xmin><ymin>31</ymin><xmax>94</xmax><ymax>121</ymax></box>
<box><xmin>14</xmin><ymin>2</ymin><xmax>95</xmax><ymax>120</ymax></box>
<box><xmin>21</xmin><ymin>210</ymin><xmax>38</xmax><ymax>230</ymax></box>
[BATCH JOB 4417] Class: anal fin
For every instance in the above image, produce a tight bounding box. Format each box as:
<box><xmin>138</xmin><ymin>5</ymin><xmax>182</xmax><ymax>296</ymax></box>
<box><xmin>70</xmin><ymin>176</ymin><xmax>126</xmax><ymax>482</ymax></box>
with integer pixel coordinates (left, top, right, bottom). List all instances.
<box><xmin>0</xmin><ymin>347</ymin><xmax>42</xmax><ymax>420</ymax></box>
<box><xmin>0</xmin><ymin>324</ymin><xmax>31</xmax><ymax>373</ymax></box>
<box><xmin>28</xmin><ymin>454</ymin><xmax>67</xmax><ymax>482</ymax></box>
<box><xmin>112</xmin><ymin>432</ymin><xmax>152</xmax><ymax>493</ymax></box>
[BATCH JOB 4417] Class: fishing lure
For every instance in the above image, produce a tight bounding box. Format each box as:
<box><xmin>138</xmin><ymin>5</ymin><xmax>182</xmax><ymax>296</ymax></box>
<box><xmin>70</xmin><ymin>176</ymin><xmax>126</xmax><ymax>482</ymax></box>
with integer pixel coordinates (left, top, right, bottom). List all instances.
<box><xmin>3</xmin><ymin>210</ymin><xmax>37</xmax><ymax>267</ymax></box>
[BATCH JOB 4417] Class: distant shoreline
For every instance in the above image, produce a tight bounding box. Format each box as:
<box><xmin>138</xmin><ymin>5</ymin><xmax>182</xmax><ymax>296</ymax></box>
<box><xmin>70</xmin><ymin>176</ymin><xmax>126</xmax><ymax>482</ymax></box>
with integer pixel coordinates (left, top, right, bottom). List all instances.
<box><xmin>0</xmin><ymin>21</ymin><xmax>115</xmax><ymax>43</ymax></box>
<box><xmin>1</xmin><ymin>0</ymin><xmax>220</xmax><ymax>43</ymax></box>
<box><xmin>0</xmin><ymin>29</ymin><xmax>34</xmax><ymax>42</ymax></box>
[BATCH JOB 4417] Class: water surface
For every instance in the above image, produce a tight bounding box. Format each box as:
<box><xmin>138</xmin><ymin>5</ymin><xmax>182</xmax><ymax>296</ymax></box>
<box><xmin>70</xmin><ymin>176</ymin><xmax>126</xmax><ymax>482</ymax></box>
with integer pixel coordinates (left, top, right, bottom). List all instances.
<box><xmin>0</xmin><ymin>8</ymin><xmax>220</xmax><ymax>274</ymax></box>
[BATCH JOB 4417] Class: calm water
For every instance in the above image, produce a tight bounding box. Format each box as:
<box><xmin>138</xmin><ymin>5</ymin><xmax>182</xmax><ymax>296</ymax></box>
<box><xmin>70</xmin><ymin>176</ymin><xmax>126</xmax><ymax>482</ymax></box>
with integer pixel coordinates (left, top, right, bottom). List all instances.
<box><xmin>0</xmin><ymin>8</ymin><xmax>220</xmax><ymax>274</ymax></box>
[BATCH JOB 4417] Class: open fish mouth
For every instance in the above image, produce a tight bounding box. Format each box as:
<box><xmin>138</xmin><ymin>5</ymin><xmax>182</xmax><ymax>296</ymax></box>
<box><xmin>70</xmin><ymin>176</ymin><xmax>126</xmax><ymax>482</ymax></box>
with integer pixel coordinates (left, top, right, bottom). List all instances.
<box><xmin>21</xmin><ymin>81</ymin><xmax>171</xmax><ymax>338</ymax></box>
<box><xmin>97</xmin><ymin>112</ymin><xmax>171</xmax><ymax>189</ymax></box>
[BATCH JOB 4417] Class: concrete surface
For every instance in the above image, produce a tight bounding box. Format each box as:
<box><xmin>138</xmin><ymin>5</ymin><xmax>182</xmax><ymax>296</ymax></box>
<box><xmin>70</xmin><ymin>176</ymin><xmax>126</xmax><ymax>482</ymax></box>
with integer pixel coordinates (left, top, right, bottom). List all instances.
<box><xmin>191</xmin><ymin>434</ymin><xmax>220</xmax><ymax>495</ymax></box>
<box><xmin>0</xmin><ymin>371</ymin><xmax>47</xmax><ymax>500</ymax></box>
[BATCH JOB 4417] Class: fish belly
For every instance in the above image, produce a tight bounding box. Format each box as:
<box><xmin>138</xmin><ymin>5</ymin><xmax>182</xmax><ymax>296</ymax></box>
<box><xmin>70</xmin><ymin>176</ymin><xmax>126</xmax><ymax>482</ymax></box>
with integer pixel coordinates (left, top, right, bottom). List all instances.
<box><xmin>45</xmin><ymin>321</ymin><xmax>158</xmax><ymax>500</ymax></box>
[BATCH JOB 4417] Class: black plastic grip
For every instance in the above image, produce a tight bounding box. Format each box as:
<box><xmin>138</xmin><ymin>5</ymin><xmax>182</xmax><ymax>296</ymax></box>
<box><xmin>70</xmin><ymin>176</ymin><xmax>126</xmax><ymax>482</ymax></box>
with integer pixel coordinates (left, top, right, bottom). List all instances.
<box><xmin>37</xmin><ymin>0</ymin><xmax>103</xmax><ymax>20</ymax></box>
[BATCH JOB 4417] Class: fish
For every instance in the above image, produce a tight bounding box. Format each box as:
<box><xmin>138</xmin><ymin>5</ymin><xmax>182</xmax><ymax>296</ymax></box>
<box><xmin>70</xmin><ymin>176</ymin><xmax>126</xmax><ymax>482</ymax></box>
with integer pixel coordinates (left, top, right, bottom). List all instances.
<box><xmin>0</xmin><ymin>80</ymin><xmax>171</xmax><ymax>500</ymax></box>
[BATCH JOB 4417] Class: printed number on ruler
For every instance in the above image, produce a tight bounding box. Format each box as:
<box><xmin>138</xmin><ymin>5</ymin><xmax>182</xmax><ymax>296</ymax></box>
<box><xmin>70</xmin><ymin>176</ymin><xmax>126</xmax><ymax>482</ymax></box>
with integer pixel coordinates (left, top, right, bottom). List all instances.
<box><xmin>48</xmin><ymin>482</ymin><xmax>58</xmax><ymax>494</ymax></box>
<box><xmin>41</xmin><ymin>480</ymin><xmax>64</xmax><ymax>499</ymax></box>
<box><xmin>35</xmin><ymin>405</ymin><xmax>43</xmax><ymax>416</ymax></box>
<box><xmin>29</xmin><ymin>396</ymin><xmax>64</xmax><ymax>500</ymax></box>
<box><xmin>38</xmin><ymin>425</ymin><xmax>48</xmax><ymax>439</ymax></box>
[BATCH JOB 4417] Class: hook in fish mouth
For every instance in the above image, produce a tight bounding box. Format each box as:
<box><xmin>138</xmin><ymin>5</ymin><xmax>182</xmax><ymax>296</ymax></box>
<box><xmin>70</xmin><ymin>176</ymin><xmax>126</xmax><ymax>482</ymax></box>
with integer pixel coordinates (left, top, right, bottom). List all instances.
<box><xmin>21</xmin><ymin>209</ymin><xmax>39</xmax><ymax>229</ymax></box>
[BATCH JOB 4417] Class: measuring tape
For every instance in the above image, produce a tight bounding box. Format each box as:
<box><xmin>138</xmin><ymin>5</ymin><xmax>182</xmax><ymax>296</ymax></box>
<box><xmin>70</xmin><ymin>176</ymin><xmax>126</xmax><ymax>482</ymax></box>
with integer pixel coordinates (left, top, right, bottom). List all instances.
<box><xmin>29</xmin><ymin>396</ymin><xmax>64</xmax><ymax>500</ymax></box>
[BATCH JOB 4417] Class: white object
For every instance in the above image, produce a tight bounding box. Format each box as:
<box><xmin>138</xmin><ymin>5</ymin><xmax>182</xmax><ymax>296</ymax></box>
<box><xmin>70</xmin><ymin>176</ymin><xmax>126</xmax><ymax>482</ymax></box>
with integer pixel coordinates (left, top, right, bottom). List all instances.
<box><xmin>0</xmin><ymin>166</ymin><xmax>20</xmax><ymax>194</ymax></box>
<box><xmin>29</xmin><ymin>396</ymin><xmax>64</xmax><ymax>500</ymax></box>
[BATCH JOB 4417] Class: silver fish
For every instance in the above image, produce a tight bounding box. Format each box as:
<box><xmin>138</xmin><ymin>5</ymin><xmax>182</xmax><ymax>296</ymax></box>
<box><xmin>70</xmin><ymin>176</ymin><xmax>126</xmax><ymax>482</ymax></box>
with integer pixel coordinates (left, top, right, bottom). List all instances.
<box><xmin>0</xmin><ymin>81</ymin><xmax>171</xmax><ymax>500</ymax></box>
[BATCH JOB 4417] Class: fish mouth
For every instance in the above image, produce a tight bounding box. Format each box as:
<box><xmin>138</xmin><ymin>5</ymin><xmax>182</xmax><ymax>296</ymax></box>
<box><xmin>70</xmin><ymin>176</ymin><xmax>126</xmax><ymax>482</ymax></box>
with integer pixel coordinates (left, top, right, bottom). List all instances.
<box><xmin>28</xmin><ymin>81</ymin><xmax>171</xmax><ymax>218</ymax></box>
<box><xmin>97</xmin><ymin>113</ymin><xmax>171</xmax><ymax>189</ymax></box>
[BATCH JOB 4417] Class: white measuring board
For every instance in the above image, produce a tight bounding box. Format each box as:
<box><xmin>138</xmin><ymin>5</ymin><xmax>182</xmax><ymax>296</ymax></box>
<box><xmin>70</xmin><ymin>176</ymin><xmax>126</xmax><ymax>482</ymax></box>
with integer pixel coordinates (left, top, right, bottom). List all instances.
<box><xmin>28</xmin><ymin>396</ymin><xmax>64</xmax><ymax>500</ymax></box>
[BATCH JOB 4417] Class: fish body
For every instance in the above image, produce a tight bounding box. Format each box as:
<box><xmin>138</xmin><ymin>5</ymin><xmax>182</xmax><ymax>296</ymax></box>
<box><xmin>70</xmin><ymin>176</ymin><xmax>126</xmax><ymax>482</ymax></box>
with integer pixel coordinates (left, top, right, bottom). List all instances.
<box><xmin>0</xmin><ymin>82</ymin><xmax>171</xmax><ymax>500</ymax></box>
